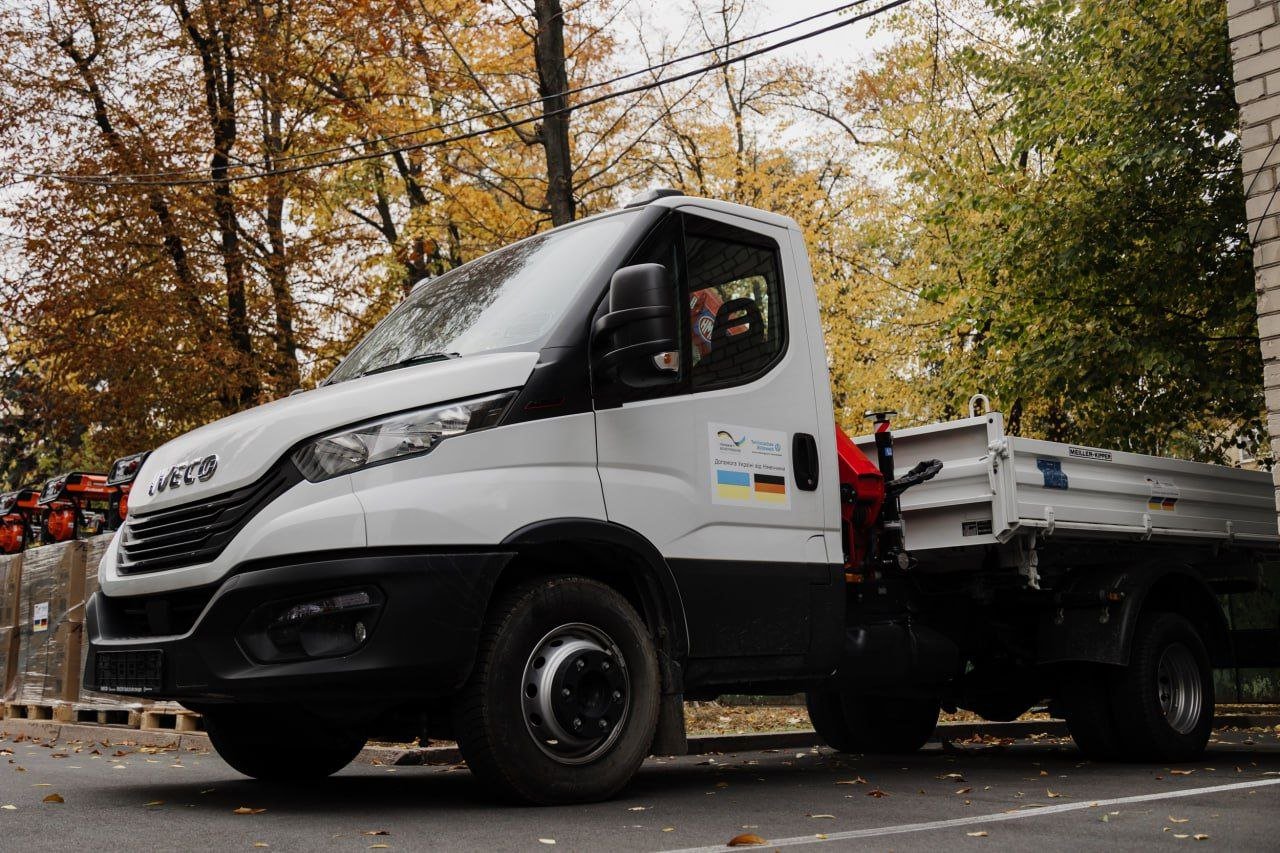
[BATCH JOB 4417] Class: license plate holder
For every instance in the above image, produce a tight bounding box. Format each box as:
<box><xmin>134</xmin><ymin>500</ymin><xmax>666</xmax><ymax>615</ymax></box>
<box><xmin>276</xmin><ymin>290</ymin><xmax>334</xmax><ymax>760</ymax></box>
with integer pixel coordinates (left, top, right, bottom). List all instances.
<box><xmin>95</xmin><ymin>649</ymin><xmax>164</xmax><ymax>694</ymax></box>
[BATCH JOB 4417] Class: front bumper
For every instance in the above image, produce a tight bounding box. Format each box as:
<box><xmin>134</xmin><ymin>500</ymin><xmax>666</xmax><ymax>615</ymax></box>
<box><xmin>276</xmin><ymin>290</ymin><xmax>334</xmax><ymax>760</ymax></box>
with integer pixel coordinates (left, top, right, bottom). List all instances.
<box><xmin>84</xmin><ymin>550</ymin><xmax>513</xmax><ymax>704</ymax></box>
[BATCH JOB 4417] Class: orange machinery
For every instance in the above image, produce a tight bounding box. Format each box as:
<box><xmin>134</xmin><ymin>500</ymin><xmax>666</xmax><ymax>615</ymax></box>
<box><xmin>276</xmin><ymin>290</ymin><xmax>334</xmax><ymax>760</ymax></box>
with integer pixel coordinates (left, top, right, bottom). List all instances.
<box><xmin>37</xmin><ymin>472</ymin><xmax>115</xmax><ymax>544</ymax></box>
<box><xmin>105</xmin><ymin>451</ymin><xmax>150</xmax><ymax>530</ymax></box>
<box><xmin>0</xmin><ymin>487</ymin><xmax>41</xmax><ymax>554</ymax></box>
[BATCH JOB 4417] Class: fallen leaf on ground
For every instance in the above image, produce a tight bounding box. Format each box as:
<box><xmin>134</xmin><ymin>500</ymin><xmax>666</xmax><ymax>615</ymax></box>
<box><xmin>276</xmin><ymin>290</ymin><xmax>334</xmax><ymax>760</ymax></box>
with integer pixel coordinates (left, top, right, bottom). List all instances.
<box><xmin>233</xmin><ymin>807</ymin><xmax>267</xmax><ymax>815</ymax></box>
<box><xmin>867</xmin><ymin>789</ymin><xmax>888</xmax><ymax>798</ymax></box>
<box><xmin>362</xmin><ymin>831</ymin><xmax>389</xmax><ymax>836</ymax></box>
<box><xmin>727</xmin><ymin>834</ymin><xmax>766</xmax><ymax>847</ymax></box>
<box><xmin>145</xmin><ymin>801</ymin><xmax>164</xmax><ymax>807</ymax></box>
<box><xmin>1170</xmin><ymin>770</ymin><xmax>1194</xmax><ymax>776</ymax></box>
<box><xmin>938</xmin><ymin>773</ymin><xmax>966</xmax><ymax>783</ymax></box>
<box><xmin>967</xmin><ymin>831</ymin><xmax>989</xmax><ymax>837</ymax></box>
<box><xmin>1169</xmin><ymin>817</ymin><xmax>1189</xmax><ymax>823</ymax></box>
<box><xmin>808</xmin><ymin>814</ymin><xmax>835</xmax><ymax>819</ymax></box>
<box><xmin>956</xmin><ymin>788</ymin><xmax>972</xmax><ymax>795</ymax></box>
<box><xmin>837</xmin><ymin>777</ymin><xmax>868</xmax><ymax>786</ymax></box>
<box><xmin>252</xmin><ymin>844</ymin><xmax>269</xmax><ymax>849</ymax></box>
<box><xmin>1046</xmin><ymin>790</ymin><xmax>1062</xmax><ymax>798</ymax></box>
<box><xmin>369</xmin><ymin>846</ymin><xmax>389</xmax><ymax>850</ymax></box>
<box><xmin>627</xmin><ymin>806</ymin><xmax>648</xmax><ymax>812</ymax></box>
<box><xmin>1193</xmin><ymin>835</ymin><xmax>1209</xmax><ymax>841</ymax></box>
<box><xmin>1173</xmin><ymin>834</ymin><xmax>1190</xmax><ymax>839</ymax></box>
<box><xmin>1</xmin><ymin>804</ymin><xmax>15</xmax><ymax>810</ymax></box>
<box><xmin>42</xmin><ymin>793</ymin><xmax>64</xmax><ymax>804</ymax></box>
<box><xmin>662</xmin><ymin>827</ymin><xmax>675</xmax><ymax>833</ymax></box>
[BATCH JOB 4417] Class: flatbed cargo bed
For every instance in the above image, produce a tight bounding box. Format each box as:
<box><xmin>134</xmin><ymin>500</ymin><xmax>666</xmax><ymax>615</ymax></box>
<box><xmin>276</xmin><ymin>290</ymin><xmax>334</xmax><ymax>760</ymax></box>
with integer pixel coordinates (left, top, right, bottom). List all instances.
<box><xmin>855</xmin><ymin>412</ymin><xmax>1279</xmax><ymax>554</ymax></box>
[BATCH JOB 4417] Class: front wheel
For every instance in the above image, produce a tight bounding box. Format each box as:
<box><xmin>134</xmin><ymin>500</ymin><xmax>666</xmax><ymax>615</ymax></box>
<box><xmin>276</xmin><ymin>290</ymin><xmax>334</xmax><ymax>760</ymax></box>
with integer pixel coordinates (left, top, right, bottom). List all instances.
<box><xmin>805</xmin><ymin>690</ymin><xmax>939</xmax><ymax>754</ymax></box>
<box><xmin>204</xmin><ymin>705</ymin><xmax>366</xmax><ymax>781</ymax></box>
<box><xmin>452</xmin><ymin>577</ymin><xmax>660</xmax><ymax>804</ymax></box>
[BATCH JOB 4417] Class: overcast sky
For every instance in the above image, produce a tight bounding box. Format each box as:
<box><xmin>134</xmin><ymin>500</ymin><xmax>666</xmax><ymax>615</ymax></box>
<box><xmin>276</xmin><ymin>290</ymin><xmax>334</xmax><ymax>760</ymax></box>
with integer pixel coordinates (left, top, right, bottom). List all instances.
<box><xmin>640</xmin><ymin>0</ymin><xmax>893</xmax><ymax>71</ymax></box>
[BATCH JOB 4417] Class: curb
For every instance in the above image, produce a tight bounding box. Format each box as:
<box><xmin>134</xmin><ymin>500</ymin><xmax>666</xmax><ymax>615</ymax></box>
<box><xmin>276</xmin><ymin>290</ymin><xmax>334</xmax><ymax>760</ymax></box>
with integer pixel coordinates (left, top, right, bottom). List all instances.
<box><xmin>5</xmin><ymin>714</ymin><xmax>1276</xmax><ymax>767</ymax></box>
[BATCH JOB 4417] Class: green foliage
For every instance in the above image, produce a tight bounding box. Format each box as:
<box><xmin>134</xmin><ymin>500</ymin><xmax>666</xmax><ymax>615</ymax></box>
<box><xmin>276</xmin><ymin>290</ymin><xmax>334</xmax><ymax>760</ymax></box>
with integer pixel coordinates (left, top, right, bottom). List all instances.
<box><xmin>922</xmin><ymin>0</ymin><xmax>1261</xmax><ymax>459</ymax></box>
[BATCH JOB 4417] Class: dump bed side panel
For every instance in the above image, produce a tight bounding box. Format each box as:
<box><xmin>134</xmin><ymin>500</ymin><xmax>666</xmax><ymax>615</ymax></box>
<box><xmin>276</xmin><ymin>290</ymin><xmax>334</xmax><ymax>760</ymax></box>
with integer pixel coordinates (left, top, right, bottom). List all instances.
<box><xmin>1008</xmin><ymin>436</ymin><xmax>1277</xmax><ymax>543</ymax></box>
<box><xmin>854</xmin><ymin>415</ymin><xmax>1279</xmax><ymax>553</ymax></box>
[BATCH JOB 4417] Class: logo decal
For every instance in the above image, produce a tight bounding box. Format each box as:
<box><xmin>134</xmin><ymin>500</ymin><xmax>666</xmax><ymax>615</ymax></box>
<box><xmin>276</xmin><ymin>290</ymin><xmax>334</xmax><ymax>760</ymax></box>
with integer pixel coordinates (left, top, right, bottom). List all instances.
<box><xmin>716</xmin><ymin>430</ymin><xmax>748</xmax><ymax>448</ymax></box>
<box><xmin>148</xmin><ymin>454</ymin><xmax>219</xmax><ymax>496</ymax></box>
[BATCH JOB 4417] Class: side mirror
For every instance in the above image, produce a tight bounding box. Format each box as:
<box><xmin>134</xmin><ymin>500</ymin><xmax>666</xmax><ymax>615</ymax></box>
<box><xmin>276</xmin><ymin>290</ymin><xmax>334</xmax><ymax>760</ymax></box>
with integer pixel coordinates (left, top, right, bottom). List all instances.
<box><xmin>592</xmin><ymin>263</ymin><xmax>678</xmax><ymax>388</ymax></box>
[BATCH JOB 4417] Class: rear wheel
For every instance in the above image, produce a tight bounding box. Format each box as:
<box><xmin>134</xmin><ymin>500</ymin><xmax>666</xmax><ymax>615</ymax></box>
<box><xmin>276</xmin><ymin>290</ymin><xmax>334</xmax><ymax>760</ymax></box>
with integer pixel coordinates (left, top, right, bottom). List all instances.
<box><xmin>805</xmin><ymin>690</ymin><xmax>939</xmax><ymax>754</ymax></box>
<box><xmin>204</xmin><ymin>705</ymin><xmax>366</xmax><ymax>781</ymax></box>
<box><xmin>1109</xmin><ymin>613</ymin><xmax>1213</xmax><ymax>762</ymax></box>
<box><xmin>452</xmin><ymin>577</ymin><xmax>660</xmax><ymax>804</ymax></box>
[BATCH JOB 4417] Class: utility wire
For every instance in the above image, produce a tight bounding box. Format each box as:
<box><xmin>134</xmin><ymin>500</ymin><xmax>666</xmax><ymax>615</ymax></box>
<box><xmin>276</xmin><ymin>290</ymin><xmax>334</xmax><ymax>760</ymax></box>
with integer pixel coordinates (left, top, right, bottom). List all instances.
<box><xmin>26</xmin><ymin>0</ymin><xmax>910</xmax><ymax>188</ymax></box>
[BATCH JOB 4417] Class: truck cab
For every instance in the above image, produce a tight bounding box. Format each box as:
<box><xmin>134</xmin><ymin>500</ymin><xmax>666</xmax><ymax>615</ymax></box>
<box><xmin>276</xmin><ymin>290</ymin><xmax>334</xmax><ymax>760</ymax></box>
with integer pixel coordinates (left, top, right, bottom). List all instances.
<box><xmin>86</xmin><ymin>193</ymin><xmax>845</xmax><ymax>801</ymax></box>
<box><xmin>84</xmin><ymin>192</ymin><xmax>1277</xmax><ymax>803</ymax></box>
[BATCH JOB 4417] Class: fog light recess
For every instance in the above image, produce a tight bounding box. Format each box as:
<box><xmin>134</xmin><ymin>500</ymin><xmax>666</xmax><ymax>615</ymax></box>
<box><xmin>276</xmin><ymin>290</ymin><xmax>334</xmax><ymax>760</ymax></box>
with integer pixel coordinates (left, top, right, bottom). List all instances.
<box><xmin>239</xmin><ymin>588</ymin><xmax>384</xmax><ymax>663</ymax></box>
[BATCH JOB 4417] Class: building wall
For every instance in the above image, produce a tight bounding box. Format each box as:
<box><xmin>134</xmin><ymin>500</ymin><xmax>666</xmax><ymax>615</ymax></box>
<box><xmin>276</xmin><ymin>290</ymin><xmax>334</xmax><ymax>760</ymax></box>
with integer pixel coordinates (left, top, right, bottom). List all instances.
<box><xmin>1230</xmin><ymin>0</ymin><xmax>1280</xmax><ymax>514</ymax></box>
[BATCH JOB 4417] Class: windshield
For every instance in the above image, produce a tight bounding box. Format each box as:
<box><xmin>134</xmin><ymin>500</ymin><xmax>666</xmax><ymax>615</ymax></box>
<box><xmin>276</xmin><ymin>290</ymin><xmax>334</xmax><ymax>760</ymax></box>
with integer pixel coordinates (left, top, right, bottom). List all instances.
<box><xmin>326</xmin><ymin>211</ymin><xmax>638</xmax><ymax>385</ymax></box>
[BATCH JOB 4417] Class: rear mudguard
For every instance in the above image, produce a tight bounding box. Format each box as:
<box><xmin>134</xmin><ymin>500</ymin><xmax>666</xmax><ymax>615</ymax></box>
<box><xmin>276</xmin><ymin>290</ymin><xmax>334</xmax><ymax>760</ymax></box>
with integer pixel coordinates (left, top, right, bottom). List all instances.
<box><xmin>1036</xmin><ymin>564</ymin><xmax>1231</xmax><ymax>667</ymax></box>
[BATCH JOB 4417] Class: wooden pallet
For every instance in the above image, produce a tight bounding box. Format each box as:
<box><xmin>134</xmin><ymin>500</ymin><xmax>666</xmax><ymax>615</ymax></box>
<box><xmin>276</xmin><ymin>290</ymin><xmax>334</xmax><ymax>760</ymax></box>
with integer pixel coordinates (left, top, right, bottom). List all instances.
<box><xmin>3</xmin><ymin>702</ymin><xmax>57</xmax><ymax>721</ymax></box>
<box><xmin>139</xmin><ymin>706</ymin><xmax>204</xmax><ymax>733</ymax></box>
<box><xmin>60</xmin><ymin>704</ymin><xmax>143</xmax><ymax>728</ymax></box>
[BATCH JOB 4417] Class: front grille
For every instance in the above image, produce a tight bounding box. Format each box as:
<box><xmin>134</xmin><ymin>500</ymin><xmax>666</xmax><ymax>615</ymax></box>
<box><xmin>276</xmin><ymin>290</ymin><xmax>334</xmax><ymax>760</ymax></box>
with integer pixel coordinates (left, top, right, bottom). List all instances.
<box><xmin>118</xmin><ymin>462</ymin><xmax>303</xmax><ymax>574</ymax></box>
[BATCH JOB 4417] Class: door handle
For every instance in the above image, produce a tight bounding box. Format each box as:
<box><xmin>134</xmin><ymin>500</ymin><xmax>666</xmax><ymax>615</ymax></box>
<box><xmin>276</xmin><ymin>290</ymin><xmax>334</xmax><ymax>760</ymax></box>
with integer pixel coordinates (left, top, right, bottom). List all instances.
<box><xmin>793</xmin><ymin>433</ymin><xmax>820</xmax><ymax>491</ymax></box>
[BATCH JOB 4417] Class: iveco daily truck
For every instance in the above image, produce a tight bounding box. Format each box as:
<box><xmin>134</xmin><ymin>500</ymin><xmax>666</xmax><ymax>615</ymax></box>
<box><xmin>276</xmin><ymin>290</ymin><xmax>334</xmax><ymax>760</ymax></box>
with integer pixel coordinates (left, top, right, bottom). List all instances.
<box><xmin>84</xmin><ymin>191</ymin><xmax>1280</xmax><ymax>804</ymax></box>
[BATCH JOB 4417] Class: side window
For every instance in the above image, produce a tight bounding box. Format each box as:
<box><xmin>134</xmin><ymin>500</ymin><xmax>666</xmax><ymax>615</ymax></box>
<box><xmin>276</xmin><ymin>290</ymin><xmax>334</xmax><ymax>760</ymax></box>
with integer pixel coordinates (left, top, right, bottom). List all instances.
<box><xmin>684</xmin><ymin>219</ymin><xmax>785</xmax><ymax>389</ymax></box>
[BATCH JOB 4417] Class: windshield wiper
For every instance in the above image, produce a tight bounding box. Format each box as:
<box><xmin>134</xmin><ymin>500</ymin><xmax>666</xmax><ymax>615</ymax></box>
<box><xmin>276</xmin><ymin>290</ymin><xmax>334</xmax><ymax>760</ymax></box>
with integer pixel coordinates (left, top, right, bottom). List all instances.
<box><xmin>352</xmin><ymin>351</ymin><xmax>460</xmax><ymax>381</ymax></box>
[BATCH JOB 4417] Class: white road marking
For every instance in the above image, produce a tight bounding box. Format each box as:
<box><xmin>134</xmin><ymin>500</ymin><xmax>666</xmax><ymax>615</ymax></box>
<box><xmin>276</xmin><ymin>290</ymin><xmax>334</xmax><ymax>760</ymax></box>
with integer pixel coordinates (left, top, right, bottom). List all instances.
<box><xmin>658</xmin><ymin>777</ymin><xmax>1280</xmax><ymax>852</ymax></box>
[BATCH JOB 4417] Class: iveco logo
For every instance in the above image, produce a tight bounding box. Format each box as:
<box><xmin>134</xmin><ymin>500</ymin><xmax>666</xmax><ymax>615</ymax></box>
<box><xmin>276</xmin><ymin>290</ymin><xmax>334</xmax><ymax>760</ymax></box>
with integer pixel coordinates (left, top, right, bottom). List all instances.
<box><xmin>148</xmin><ymin>454</ymin><xmax>219</xmax><ymax>496</ymax></box>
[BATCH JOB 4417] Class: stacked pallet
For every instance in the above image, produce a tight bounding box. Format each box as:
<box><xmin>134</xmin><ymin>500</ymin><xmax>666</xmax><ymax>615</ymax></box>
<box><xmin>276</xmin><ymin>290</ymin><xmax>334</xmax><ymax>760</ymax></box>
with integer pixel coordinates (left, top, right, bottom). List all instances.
<box><xmin>0</xmin><ymin>552</ymin><xmax>20</xmax><ymax>700</ymax></box>
<box><xmin>0</xmin><ymin>534</ymin><xmax>173</xmax><ymax>729</ymax></box>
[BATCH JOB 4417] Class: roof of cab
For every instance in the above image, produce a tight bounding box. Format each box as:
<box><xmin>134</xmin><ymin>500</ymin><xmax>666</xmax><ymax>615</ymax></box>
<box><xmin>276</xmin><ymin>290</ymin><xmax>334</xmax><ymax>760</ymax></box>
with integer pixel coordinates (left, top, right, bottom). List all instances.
<box><xmin>631</xmin><ymin>189</ymin><xmax>799</xmax><ymax>232</ymax></box>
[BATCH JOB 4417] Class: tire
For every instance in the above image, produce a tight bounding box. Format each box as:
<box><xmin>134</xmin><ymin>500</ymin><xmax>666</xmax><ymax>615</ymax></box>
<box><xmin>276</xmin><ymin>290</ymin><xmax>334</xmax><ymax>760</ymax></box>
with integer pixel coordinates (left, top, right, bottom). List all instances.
<box><xmin>805</xmin><ymin>689</ymin><xmax>939</xmax><ymax>754</ymax></box>
<box><xmin>1059</xmin><ymin>663</ymin><xmax>1125</xmax><ymax>760</ymax></box>
<box><xmin>204</xmin><ymin>705</ymin><xmax>366</xmax><ymax>782</ymax></box>
<box><xmin>452</xmin><ymin>576</ymin><xmax>660</xmax><ymax>805</ymax></box>
<box><xmin>805</xmin><ymin>689</ymin><xmax>862</xmax><ymax>753</ymax></box>
<box><xmin>1108</xmin><ymin>612</ymin><xmax>1214</xmax><ymax>763</ymax></box>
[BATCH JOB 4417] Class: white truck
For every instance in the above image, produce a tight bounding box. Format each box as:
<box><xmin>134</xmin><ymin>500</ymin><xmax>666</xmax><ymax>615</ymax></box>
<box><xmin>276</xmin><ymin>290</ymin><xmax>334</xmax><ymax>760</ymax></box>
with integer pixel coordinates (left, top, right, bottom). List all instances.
<box><xmin>84</xmin><ymin>191</ymin><xmax>1279</xmax><ymax>804</ymax></box>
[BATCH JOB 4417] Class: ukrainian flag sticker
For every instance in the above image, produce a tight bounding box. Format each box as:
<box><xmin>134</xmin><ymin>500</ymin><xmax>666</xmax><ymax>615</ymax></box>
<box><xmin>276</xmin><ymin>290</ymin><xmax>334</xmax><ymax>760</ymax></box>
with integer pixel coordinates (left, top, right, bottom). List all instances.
<box><xmin>715</xmin><ymin>469</ymin><xmax>752</xmax><ymax>501</ymax></box>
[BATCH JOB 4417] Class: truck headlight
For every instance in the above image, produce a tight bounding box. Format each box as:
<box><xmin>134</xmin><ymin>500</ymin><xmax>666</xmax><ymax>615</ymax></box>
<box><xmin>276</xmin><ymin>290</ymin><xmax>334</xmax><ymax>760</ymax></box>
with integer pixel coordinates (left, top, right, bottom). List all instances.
<box><xmin>291</xmin><ymin>391</ymin><xmax>516</xmax><ymax>481</ymax></box>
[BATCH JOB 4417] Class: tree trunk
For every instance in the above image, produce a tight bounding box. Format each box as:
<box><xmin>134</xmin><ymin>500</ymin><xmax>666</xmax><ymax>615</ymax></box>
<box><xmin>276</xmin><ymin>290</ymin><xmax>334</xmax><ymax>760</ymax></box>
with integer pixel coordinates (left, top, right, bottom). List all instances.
<box><xmin>533</xmin><ymin>0</ymin><xmax>575</xmax><ymax>226</ymax></box>
<box><xmin>175</xmin><ymin>0</ymin><xmax>260</xmax><ymax>409</ymax></box>
<box><xmin>254</xmin><ymin>0</ymin><xmax>301</xmax><ymax>393</ymax></box>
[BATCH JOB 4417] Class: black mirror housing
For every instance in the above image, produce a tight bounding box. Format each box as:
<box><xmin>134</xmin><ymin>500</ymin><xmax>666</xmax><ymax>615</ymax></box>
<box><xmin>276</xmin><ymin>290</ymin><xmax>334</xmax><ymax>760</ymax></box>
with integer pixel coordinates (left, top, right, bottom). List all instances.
<box><xmin>592</xmin><ymin>263</ymin><xmax>678</xmax><ymax>388</ymax></box>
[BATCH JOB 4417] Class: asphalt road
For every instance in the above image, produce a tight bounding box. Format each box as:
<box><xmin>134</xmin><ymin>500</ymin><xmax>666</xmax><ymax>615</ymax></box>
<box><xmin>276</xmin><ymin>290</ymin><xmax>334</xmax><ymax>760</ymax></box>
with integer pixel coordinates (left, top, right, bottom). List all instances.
<box><xmin>2</xmin><ymin>727</ymin><xmax>1279</xmax><ymax>852</ymax></box>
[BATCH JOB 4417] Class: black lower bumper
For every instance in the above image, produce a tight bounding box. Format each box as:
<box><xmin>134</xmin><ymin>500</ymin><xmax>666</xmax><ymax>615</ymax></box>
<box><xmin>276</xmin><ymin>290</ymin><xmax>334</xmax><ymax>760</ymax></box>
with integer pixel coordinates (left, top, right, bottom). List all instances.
<box><xmin>84</xmin><ymin>550</ymin><xmax>513</xmax><ymax>704</ymax></box>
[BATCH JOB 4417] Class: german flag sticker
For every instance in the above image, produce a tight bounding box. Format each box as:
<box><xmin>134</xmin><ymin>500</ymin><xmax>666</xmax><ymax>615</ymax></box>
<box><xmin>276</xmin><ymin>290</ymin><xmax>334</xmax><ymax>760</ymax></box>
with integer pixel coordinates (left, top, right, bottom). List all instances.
<box><xmin>753</xmin><ymin>473</ymin><xmax>788</xmax><ymax>504</ymax></box>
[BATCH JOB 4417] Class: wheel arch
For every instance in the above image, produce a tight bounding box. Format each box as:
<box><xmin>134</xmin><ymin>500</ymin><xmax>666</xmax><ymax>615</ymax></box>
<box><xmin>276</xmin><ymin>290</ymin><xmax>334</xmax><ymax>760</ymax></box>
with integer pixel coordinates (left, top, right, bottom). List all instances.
<box><xmin>496</xmin><ymin>518</ymin><xmax>690</xmax><ymax>687</ymax></box>
<box><xmin>1038</xmin><ymin>563</ymin><xmax>1231</xmax><ymax>667</ymax></box>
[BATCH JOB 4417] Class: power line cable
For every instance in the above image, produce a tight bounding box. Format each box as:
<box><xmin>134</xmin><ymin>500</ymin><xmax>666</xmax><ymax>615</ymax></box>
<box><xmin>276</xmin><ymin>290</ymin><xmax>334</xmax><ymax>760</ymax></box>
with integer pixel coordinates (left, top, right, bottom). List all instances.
<box><xmin>27</xmin><ymin>0</ymin><xmax>910</xmax><ymax>188</ymax></box>
<box><xmin>27</xmin><ymin>0</ymin><xmax>881</xmax><ymax>184</ymax></box>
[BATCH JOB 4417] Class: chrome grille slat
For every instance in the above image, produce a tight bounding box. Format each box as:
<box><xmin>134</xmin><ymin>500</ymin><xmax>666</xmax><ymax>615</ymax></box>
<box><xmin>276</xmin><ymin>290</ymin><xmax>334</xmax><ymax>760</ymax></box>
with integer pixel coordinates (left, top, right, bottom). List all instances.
<box><xmin>117</xmin><ymin>464</ymin><xmax>301</xmax><ymax>575</ymax></box>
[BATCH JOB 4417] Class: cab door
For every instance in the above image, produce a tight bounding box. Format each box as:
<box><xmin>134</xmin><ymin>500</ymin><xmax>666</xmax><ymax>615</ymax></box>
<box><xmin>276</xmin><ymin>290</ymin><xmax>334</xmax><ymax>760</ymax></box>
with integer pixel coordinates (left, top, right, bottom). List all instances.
<box><xmin>593</xmin><ymin>206</ymin><xmax>831</xmax><ymax>670</ymax></box>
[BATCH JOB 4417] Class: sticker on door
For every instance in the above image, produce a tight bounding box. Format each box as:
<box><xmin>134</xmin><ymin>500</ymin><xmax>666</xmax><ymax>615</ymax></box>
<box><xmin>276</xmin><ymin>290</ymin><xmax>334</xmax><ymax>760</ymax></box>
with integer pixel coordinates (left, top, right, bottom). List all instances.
<box><xmin>709</xmin><ymin>423</ymin><xmax>791</xmax><ymax>509</ymax></box>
